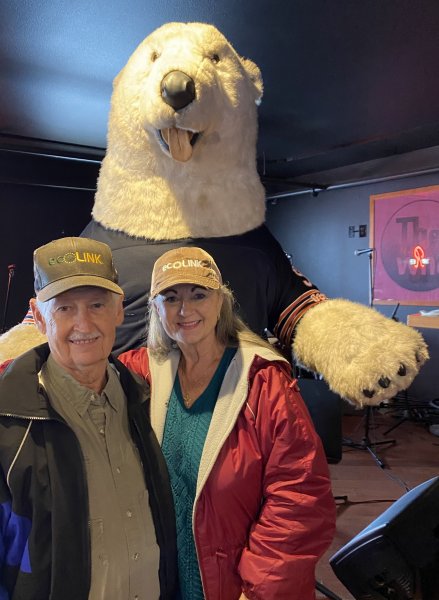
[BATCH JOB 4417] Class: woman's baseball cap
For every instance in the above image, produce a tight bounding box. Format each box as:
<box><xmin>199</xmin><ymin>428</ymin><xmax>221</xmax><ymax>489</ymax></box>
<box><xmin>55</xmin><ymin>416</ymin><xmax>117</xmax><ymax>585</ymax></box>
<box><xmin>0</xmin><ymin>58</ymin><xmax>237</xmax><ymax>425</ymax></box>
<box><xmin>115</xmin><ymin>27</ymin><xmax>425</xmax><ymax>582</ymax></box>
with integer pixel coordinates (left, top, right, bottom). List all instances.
<box><xmin>151</xmin><ymin>247</ymin><xmax>222</xmax><ymax>297</ymax></box>
<box><xmin>34</xmin><ymin>237</ymin><xmax>124</xmax><ymax>301</ymax></box>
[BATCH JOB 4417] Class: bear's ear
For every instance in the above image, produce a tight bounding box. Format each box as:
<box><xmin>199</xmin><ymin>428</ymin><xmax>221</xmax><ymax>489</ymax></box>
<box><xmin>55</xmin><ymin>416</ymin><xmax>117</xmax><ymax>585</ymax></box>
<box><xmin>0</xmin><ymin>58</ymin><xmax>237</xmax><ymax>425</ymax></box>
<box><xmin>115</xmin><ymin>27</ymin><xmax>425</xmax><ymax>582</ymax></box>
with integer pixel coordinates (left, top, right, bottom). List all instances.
<box><xmin>112</xmin><ymin>67</ymin><xmax>125</xmax><ymax>89</ymax></box>
<box><xmin>241</xmin><ymin>57</ymin><xmax>264</xmax><ymax>105</ymax></box>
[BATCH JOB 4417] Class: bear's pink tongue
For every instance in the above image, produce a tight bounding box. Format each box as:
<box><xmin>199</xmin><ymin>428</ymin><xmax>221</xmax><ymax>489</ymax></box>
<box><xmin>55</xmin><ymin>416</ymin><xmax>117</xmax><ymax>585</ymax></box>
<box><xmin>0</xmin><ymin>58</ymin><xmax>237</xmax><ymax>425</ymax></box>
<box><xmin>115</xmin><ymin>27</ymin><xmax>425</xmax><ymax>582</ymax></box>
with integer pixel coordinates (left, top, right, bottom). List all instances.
<box><xmin>161</xmin><ymin>128</ymin><xmax>193</xmax><ymax>162</ymax></box>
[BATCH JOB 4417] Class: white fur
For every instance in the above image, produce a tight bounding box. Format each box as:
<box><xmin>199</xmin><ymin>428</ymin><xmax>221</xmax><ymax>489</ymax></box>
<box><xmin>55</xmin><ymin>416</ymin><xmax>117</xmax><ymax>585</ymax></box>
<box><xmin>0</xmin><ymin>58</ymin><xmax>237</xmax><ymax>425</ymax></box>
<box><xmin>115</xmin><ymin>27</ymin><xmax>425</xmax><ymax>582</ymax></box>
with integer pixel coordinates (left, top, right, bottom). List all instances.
<box><xmin>293</xmin><ymin>299</ymin><xmax>429</xmax><ymax>406</ymax></box>
<box><xmin>93</xmin><ymin>22</ymin><xmax>266</xmax><ymax>239</ymax></box>
<box><xmin>0</xmin><ymin>323</ymin><xmax>47</xmax><ymax>364</ymax></box>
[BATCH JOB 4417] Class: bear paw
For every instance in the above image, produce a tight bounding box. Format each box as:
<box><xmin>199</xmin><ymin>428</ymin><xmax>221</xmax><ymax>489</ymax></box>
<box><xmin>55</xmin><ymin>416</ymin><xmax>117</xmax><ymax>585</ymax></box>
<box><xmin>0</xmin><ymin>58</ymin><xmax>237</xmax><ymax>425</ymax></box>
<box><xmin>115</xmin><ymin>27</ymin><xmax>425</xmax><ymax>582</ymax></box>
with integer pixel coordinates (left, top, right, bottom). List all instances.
<box><xmin>293</xmin><ymin>298</ymin><xmax>429</xmax><ymax>407</ymax></box>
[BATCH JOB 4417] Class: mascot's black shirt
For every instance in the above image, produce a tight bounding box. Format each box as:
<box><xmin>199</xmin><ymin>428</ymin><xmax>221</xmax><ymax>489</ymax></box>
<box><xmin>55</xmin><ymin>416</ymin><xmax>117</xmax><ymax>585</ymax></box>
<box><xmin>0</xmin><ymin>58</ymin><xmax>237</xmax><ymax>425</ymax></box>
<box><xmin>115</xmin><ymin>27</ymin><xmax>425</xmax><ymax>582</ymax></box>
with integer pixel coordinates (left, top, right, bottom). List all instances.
<box><xmin>82</xmin><ymin>220</ymin><xmax>320</xmax><ymax>354</ymax></box>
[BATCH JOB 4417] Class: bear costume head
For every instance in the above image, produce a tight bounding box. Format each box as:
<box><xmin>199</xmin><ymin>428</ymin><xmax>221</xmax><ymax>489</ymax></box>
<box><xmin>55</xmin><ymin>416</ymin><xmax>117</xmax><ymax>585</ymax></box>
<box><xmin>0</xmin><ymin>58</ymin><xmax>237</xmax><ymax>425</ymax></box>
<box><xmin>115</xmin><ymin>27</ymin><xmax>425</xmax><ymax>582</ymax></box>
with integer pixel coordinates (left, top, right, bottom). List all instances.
<box><xmin>94</xmin><ymin>22</ymin><xmax>266</xmax><ymax>240</ymax></box>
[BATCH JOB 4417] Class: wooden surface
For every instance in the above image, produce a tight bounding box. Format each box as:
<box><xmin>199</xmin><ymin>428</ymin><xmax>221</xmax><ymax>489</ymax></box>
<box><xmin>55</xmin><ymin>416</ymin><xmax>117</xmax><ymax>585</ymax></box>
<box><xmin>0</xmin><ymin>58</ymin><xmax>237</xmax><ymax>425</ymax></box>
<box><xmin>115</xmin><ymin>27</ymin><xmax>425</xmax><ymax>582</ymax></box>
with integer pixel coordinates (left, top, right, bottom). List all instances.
<box><xmin>407</xmin><ymin>313</ymin><xmax>439</xmax><ymax>329</ymax></box>
<box><xmin>315</xmin><ymin>409</ymin><xmax>439</xmax><ymax>600</ymax></box>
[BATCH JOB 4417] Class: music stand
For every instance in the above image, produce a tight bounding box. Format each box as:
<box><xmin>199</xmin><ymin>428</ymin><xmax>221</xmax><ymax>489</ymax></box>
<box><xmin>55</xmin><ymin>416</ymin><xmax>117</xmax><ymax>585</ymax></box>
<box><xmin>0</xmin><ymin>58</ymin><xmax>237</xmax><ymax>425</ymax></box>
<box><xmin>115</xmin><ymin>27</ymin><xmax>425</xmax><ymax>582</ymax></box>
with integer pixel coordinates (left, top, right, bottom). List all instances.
<box><xmin>382</xmin><ymin>390</ymin><xmax>437</xmax><ymax>436</ymax></box>
<box><xmin>343</xmin><ymin>248</ymin><xmax>396</xmax><ymax>469</ymax></box>
<box><xmin>343</xmin><ymin>404</ymin><xmax>396</xmax><ymax>469</ymax></box>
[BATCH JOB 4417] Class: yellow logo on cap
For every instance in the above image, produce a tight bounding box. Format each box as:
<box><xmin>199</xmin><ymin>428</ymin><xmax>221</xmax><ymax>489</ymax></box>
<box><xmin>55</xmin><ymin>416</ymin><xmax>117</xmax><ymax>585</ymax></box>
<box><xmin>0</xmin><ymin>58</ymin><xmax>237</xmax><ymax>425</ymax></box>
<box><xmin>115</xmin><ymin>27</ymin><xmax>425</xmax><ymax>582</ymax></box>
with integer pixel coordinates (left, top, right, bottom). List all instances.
<box><xmin>162</xmin><ymin>259</ymin><xmax>210</xmax><ymax>271</ymax></box>
<box><xmin>48</xmin><ymin>252</ymin><xmax>104</xmax><ymax>266</ymax></box>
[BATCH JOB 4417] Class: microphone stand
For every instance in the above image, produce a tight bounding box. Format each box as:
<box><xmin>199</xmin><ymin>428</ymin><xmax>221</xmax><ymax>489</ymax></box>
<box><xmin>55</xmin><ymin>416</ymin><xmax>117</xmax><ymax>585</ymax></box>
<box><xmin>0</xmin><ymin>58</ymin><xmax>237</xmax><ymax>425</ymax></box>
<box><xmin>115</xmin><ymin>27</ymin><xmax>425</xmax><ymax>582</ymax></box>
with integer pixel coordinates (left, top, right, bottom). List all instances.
<box><xmin>1</xmin><ymin>264</ymin><xmax>16</xmax><ymax>333</ymax></box>
<box><xmin>343</xmin><ymin>249</ymin><xmax>396</xmax><ymax>469</ymax></box>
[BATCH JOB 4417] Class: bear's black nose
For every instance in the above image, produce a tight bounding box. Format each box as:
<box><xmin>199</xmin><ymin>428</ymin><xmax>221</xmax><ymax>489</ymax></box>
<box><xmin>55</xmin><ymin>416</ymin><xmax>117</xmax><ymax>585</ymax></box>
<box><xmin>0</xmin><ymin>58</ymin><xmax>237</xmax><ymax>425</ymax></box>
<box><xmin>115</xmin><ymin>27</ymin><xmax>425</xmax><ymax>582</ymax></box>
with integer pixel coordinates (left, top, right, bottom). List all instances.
<box><xmin>161</xmin><ymin>71</ymin><xmax>196</xmax><ymax>111</ymax></box>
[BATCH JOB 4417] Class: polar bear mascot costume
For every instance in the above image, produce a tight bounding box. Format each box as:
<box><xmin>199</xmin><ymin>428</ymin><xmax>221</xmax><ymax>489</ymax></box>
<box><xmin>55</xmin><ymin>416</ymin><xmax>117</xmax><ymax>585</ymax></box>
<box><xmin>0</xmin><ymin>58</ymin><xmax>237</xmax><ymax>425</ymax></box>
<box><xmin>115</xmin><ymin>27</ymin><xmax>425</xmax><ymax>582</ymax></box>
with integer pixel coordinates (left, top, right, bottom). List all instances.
<box><xmin>0</xmin><ymin>22</ymin><xmax>428</xmax><ymax>407</ymax></box>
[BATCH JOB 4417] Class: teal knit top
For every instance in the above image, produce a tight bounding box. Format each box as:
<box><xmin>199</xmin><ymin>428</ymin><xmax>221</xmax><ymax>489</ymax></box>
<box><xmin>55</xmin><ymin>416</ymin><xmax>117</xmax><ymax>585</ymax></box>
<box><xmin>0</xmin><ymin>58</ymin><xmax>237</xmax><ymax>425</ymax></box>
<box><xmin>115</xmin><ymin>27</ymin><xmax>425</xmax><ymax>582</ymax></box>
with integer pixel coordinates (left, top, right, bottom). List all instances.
<box><xmin>161</xmin><ymin>347</ymin><xmax>237</xmax><ymax>600</ymax></box>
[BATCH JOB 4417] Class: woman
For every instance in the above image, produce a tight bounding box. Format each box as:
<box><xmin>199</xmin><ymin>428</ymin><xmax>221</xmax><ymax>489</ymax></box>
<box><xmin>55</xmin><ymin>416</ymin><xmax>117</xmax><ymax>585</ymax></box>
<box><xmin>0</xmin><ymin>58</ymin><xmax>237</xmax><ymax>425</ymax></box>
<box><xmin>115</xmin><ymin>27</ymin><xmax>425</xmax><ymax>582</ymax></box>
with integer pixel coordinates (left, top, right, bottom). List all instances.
<box><xmin>120</xmin><ymin>246</ymin><xmax>336</xmax><ymax>600</ymax></box>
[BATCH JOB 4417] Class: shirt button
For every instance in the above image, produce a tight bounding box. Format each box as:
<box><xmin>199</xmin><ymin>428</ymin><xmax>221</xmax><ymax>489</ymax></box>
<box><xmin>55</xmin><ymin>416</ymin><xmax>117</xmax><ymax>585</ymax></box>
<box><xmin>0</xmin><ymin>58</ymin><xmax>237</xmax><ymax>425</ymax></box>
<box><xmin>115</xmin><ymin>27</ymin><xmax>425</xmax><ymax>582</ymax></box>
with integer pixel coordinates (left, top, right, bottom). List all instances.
<box><xmin>134</xmin><ymin>596</ymin><xmax>139</xmax><ymax>600</ymax></box>
<box><xmin>116</xmin><ymin>467</ymin><xmax>121</xmax><ymax>474</ymax></box>
<box><xmin>126</xmin><ymin>510</ymin><xmax>132</xmax><ymax>518</ymax></box>
<box><xmin>133</xmin><ymin>552</ymin><xmax>139</xmax><ymax>561</ymax></box>
<box><xmin>99</xmin><ymin>427</ymin><xmax>105</xmax><ymax>435</ymax></box>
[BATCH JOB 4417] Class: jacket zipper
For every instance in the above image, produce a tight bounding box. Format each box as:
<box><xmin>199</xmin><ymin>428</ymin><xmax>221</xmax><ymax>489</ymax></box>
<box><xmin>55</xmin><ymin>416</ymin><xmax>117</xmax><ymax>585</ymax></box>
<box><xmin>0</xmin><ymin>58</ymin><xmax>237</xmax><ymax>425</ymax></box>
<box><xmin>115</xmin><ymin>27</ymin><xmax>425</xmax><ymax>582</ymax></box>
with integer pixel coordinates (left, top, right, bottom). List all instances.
<box><xmin>0</xmin><ymin>412</ymin><xmax>50</xmax><ymax>420</ymax></box>
<box><xmin>193</xmin><ymin>499</ymin><xmax>208</xmax><ymax>599</ymax></box>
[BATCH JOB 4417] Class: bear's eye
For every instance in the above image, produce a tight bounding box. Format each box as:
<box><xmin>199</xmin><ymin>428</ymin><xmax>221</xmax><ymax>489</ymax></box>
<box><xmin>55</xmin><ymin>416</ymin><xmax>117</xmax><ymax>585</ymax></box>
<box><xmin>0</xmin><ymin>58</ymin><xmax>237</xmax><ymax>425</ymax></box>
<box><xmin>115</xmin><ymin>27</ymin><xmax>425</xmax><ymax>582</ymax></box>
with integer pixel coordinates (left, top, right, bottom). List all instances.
<box><xmin>210</xmin><ymin>53</ymin><xmax>220</xmax><ymax>64</ymax></box>
<box><xmin>151</xmin><ymin>51</ymin><xmax>160</xmax><ymax>62</ymax></box>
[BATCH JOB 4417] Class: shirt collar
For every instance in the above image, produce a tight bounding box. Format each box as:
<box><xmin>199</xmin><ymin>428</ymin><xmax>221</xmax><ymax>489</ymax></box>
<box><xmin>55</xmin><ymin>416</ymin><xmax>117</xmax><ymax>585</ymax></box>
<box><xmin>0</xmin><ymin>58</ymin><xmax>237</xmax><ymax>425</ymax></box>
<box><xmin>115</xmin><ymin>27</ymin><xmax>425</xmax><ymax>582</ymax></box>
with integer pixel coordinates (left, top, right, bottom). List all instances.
<box><xmin>42</xmin><ymin>354</ymin><xmax>120</xmax><ymax>416</ymax></box>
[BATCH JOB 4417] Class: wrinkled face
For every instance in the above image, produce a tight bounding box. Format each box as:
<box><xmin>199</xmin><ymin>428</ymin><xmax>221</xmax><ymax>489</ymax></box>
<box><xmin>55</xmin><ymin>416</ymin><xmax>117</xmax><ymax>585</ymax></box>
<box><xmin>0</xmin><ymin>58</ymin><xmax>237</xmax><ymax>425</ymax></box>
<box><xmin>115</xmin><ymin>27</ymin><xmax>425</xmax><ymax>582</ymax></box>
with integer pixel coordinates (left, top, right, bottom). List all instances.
<box><xmin>31</xmin><ymin>287</ymin><xmax>124</xmax><ymax>378</ymax></box>
<box><xmin>154</xmin><ymin>283</ymin><xmax>223</xmax><ymax>349</ymax></box>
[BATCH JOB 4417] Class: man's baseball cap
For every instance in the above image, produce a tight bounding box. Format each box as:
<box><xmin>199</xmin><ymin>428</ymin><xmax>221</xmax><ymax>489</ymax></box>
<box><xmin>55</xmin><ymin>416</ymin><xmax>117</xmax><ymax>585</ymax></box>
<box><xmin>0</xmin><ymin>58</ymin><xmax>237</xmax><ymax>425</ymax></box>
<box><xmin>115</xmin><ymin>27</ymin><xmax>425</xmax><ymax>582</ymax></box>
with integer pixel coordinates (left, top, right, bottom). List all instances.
<box><xmin>151</xmin><ymin>247</ymin><xmax>222</xmax><ymax>297</ymax></box>
<box><xmin>34</xmin><ymin>237</ymin><xmax>124</xmax><ymax>302</ymax></box>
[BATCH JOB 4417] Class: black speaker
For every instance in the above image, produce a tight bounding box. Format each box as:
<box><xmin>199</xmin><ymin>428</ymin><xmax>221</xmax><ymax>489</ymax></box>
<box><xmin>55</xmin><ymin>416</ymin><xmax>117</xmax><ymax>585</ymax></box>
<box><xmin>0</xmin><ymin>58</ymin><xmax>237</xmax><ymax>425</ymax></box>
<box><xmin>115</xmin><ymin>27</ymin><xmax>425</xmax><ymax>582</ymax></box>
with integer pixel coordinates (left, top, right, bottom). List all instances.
<box><xmin>297</xmin><ymin>378</ymin><xmax>343</xmax><ymax>464</ymax></box>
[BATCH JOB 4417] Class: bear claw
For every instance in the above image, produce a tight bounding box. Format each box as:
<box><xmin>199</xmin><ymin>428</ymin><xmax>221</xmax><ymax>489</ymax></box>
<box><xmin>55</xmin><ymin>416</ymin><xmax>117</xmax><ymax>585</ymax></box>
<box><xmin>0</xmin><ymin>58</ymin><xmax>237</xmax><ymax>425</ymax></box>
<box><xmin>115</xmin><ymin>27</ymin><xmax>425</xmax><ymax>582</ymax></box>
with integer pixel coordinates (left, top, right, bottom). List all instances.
<box><xmin>398</xmin><ymin>364</ymin><xmax>407</xmax><ymax>376</ymax></box>
<box><xmin>362</xmin><ymin>360</ymin><xmax>419</xmax><ymax>402</ymax></box>
<box><xmin>378</xmin><ymin>376</ymin><xmax>390</xmax><ymax>388</ymax></box>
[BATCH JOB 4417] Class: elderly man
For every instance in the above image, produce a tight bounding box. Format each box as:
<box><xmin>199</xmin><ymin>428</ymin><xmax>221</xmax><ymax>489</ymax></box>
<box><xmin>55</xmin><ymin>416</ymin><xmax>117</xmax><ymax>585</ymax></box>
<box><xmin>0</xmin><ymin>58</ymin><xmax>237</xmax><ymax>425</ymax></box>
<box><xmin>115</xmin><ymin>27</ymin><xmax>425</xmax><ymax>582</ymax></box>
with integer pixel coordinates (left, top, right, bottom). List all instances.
<box><xmin>0</xmin><ymin>237</ymin><xmax>177</xmax><ymax>600</ymax></box>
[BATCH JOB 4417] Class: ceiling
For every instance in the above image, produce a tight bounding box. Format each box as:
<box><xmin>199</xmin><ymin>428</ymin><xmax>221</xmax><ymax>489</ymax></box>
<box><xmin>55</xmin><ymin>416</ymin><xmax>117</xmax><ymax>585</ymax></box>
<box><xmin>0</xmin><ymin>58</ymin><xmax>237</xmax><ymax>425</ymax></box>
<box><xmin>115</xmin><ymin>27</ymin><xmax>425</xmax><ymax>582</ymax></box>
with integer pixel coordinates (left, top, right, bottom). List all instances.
<box><xmin>2</xmin><ymin>0</ymin><xmax>439</xmax><ymax>197</ymax></box>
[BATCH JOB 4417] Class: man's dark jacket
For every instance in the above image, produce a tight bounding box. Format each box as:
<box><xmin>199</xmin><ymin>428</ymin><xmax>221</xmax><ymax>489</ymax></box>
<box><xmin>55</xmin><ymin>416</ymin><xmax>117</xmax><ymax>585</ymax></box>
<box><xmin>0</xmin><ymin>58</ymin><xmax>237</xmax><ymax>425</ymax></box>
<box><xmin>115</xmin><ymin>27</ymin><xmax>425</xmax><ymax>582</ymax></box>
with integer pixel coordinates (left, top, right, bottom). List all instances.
<box><xmin>0</xmin><ymin>344</ymin><xmax>177</xmax><ymax>600</ymax></box>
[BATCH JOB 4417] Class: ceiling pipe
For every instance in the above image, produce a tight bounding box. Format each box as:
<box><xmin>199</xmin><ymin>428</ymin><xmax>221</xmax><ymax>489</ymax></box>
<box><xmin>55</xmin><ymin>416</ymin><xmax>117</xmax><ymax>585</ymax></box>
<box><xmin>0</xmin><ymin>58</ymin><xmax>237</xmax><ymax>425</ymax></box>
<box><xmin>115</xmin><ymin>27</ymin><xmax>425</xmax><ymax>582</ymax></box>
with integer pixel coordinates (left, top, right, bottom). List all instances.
<box><xmin>0</xmin><ymin>179</ymin><xmax>97</xmax><ymax>191</ymax></box>
<box><xmin>0</xmin><ymin>147</ymin><xmax>102</xmax><ymax>164</ymax></box>
<box><xmin>265</xmin><ymin>165</ymin><xmax>439</xmax><ymax>202</ymax></box>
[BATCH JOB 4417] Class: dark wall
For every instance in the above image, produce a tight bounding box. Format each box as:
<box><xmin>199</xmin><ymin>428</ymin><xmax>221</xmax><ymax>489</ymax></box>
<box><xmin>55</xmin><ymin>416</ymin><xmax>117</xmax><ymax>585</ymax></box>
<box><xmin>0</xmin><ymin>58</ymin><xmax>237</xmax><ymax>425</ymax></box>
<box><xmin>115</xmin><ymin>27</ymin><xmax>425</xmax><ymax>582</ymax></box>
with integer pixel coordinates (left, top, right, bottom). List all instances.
<box><xmin>0</xmin><ymin>182</ymin><xmax>94</xmax><ymax>330</ymax></box>
<box><xmin>266</xmin><ymin>173</ymin><xmax>439</xmax><ymax>402</ymax></box>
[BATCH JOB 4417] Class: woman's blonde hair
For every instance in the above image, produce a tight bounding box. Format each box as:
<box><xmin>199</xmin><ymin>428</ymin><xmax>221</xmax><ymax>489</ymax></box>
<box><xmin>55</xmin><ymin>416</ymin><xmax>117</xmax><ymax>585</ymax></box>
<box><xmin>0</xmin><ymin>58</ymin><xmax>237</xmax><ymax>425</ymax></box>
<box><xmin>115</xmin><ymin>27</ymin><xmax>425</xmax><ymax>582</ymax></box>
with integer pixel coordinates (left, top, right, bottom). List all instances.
<box><xmin>147</xmin><ymin>283</ymin><xmax>277</xmax><ymax>360</ymax></box>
